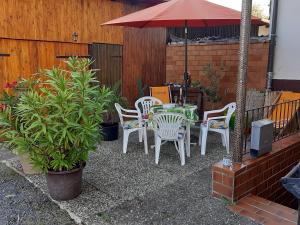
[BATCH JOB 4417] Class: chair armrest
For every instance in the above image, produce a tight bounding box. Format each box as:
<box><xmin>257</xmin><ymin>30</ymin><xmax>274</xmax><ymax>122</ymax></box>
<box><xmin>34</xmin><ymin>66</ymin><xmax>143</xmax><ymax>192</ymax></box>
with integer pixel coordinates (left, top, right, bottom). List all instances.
<box><xmin>203</xmin><ymin>108</ymin><xmax>226</xmax><ymax>119</ymax></box>
<box><xmin>203</xmin><ymin>116</ymin><xmax>227</xmax><ymax>126</ymax></box>
<box><xmin>121</xmin><ymin>108</ymin><xmax>138</xmax><ymax>114</ymax></box>
<box><xmin>122</xmin><ymin>114</ymin><xmax>139</xmax><ymax>119</ymax></box>
<box><xmin>120</xmin><ymin>109</ymin><xmax>139</xmax><ymax>119</ymax></box>
<box><xmin>206</xmin><ymin>116</ymin><xmax>226</xmax><ymax>122</ymax></box>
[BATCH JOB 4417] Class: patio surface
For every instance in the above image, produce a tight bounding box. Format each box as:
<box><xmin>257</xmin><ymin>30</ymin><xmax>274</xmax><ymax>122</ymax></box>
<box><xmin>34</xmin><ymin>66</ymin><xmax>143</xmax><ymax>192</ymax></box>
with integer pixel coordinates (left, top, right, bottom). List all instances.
<box><xmin>229</xmin><ymin>194</ymin><xmax>297</xmax><ymax>225</ymax></box>
<box><xmin>1</xmin><ymin>130</ymin><xmax>260</xmax><ymax>225</ymax></box>
<box><xmin>0</xmin><ymin>161</ymin><xmax>76</xmax><ymax>225</ymax></box>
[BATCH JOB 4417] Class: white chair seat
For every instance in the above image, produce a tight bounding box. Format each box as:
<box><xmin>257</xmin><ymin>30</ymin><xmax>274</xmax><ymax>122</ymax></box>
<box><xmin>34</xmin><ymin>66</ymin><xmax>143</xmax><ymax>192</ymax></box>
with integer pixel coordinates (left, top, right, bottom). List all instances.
<box><xmin>203</xmin><ymin>120</ymin><xmax>228</xmax><ymax>129</ymax></box>
<box><xmin>123</xmin><ymin>120</ymin><xmax>141</xmax><ymax>130</ymax></box>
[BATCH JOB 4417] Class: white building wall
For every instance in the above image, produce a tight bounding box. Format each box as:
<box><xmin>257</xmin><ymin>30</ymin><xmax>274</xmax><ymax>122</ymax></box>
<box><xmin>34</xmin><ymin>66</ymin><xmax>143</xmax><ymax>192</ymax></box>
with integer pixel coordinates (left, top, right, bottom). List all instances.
<box><xmin>273</xmin><ymin>0</ymin><xmax>300</xmax><ymax>80</ymax></box>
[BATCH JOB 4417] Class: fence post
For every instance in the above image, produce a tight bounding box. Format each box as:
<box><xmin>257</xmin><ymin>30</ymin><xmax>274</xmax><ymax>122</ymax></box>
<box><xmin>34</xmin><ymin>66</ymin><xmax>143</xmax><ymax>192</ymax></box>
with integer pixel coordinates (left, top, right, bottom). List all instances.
<box><xmin>233</xmin><ymin>0</ymin><xmax>253</xmax><ymax>163</ymax></box>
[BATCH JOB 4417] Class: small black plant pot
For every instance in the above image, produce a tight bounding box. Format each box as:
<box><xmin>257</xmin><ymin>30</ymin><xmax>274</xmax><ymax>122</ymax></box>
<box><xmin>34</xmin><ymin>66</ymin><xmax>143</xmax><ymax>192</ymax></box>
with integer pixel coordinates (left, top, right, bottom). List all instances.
<box><xmin>46</xmin><ymin>163</ymin><xmax>85</xmax><ymax>201</ymax></box>
<box><xmin>101</xmin><ymin>122</ymin><xmax>119</xmax><ymax>141</ymax></box>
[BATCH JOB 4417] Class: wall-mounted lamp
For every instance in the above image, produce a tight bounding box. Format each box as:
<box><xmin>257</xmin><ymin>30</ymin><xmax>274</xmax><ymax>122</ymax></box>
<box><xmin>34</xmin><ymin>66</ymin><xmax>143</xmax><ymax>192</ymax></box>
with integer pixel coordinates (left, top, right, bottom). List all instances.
<box><xmin>72</xmin><ymin>32</ymin><xmax>78</xmax><ymax>42</ymax></box>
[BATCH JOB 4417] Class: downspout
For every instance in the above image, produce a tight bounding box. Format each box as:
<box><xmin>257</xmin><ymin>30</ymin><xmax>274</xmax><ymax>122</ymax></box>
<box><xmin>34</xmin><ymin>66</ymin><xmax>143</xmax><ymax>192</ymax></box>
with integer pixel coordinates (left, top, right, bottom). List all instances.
<box><xmin>266</xmin><ymin>0</ymin><xmax>279</xmax><ymax>90</ymax></box>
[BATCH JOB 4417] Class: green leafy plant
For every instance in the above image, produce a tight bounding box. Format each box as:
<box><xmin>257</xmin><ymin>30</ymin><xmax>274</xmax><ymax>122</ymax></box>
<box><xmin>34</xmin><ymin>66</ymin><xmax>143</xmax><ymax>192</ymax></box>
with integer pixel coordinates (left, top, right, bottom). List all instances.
<box><xmin>0</xmin><ymin>57</ymin><xmax>106</xmax><ymax>173</ymax></box>
<box><xmin>0</xmin><ymin>79</ymin><xmax>31</xmax><ymax>146</ymax></box>
<box><xmin>202</xmin><ymin>61</ymin><xmax>225</xmax><ymax>103</ymax></box>
<box><xmin>101</xmin><ymin>80</ymin><xmax>127</xmax><ymax>124</ymax></box>
<box><xmin>190</xmin><ymin>80</ymin><xmax>202</xmax><ymax>88</ymax></box>
<box><xmin>137</xmin><ymin>78</ymin><xmax>148</xmax><ymax>99</ymax></box>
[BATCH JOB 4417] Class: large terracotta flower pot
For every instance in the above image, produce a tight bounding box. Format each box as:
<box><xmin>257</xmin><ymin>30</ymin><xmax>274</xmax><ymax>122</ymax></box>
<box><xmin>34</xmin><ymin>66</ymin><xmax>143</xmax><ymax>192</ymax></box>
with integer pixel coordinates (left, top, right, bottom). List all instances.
<box><xmin>46</xmin><ymin>163</ymin><xmax>85</xmax><ymax>201</ymax></box>
<box><xmin>19</xmin><ymin>153</ymin><xmax>41</xmax><ymax>175</ymax></box>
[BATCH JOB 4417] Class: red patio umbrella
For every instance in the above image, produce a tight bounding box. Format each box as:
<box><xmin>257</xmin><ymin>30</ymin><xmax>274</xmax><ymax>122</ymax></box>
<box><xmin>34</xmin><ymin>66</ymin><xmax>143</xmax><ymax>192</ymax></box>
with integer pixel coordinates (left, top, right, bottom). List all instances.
<box><xmin>102</xmin><ymin>0</ymin><xmax>265</xmax><ymax>98</ymax></box>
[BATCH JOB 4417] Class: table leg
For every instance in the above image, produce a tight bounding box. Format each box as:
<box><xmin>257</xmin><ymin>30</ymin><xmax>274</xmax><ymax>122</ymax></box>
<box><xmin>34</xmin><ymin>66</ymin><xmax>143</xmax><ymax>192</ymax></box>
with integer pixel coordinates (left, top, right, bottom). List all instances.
<box><xmin>186</xmin><ymin>122</ymin><xmax>191</xmax><ymax>157</ymax></box>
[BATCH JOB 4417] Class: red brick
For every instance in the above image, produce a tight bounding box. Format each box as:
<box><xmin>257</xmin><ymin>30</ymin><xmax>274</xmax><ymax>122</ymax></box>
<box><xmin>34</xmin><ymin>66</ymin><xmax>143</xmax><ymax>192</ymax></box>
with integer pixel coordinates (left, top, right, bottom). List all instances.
<box><xmin>213</xmin><ymin>171</ymin><xmax>222</xmax><ymax>183</ymax></box>
<box><xmin>256</xmin><ymin>181</ymin><xmax>268</xmax><ymax>195</ymax></box>
<box><xmin>263</xmin><ymin>168</ymin><xmax>273</xmax><ymax>180</ymax></box>
<box><xmin>212</xmin><ymin>181</ymin><xmax>233</xmax><ymax>199</ymax></box>
<box><xmin>235</xmin><ymin>172</ymin><xmax>250</xmax><ymax>187</ymax></box>
<box><xmin>235</xmin><ymin>179</ymin><xmax>255</xmax><ymax>198</ymax></box>
<box><xmin>223</xmin><ymin>174</ymin><xmax>234</xmax><ymax>187</ymax></box>
<box><xmin>272</xmin><ymin>164</ymin><xmax>281</xmax><ymax>175</ymax></box>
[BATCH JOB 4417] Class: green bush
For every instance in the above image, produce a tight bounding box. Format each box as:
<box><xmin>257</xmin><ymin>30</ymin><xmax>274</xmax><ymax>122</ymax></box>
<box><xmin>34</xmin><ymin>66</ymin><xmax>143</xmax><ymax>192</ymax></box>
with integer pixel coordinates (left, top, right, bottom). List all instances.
<box><xmin>0</xmin><ymin>58</ymin><xmax>107</xmax><ymax>173</ymax></box>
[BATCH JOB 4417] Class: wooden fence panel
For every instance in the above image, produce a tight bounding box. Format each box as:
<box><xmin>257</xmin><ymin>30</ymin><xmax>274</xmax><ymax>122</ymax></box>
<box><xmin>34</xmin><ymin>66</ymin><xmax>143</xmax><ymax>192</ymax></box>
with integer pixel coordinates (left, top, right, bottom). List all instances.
<box><xmin>89</xmin><ymin>43</ymin><xmax>123</xmax><ymax>87</ymax></box>
<box><xmin>0</xmin><ymin>38</ymin><xmax>88</xmax><ymax>91</ymax></box>
<box><xmin>122</xmin><ymin>26</ymin><xmax>167</xmax><ymax>105</ymax></box>
<box><xmin>0</xmin><ymin>0</ymin><xmax>125</xmax><ymax>44</ymax></box>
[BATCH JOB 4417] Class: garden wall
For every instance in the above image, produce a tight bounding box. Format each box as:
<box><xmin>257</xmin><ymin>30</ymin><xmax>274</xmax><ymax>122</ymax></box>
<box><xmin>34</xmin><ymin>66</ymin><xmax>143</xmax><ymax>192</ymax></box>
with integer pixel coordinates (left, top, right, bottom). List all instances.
<box><xmin>212</xmin><ymin>133</ymin><xmax>300</xmax><ymax>209</ymax></box>
<box><xmin>166</xmin><ymin>41</ymin><xmax>269</xmax><ymax>107</ymax></box>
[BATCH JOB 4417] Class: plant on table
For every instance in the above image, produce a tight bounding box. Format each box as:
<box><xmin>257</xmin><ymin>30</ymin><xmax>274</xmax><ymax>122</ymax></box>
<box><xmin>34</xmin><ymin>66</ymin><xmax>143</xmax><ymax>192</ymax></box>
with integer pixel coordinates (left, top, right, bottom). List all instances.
<box><xmin>0</xmin><ymin>57</ymin><xmax>107</xmax><ymax>200</ymax></box>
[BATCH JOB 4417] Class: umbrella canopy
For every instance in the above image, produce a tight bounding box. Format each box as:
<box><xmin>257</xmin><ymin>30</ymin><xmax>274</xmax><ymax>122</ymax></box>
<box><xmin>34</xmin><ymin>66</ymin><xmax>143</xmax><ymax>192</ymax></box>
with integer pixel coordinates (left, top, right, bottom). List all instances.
<box><xmin>102</xmin><ymin>0</ymin><xmax>266</xmax><ymax>28</ymax></box>
<box><xmin>102</xmin><ymin>0</ymin><xmax>266</xmax><ymax>99</ymax></box>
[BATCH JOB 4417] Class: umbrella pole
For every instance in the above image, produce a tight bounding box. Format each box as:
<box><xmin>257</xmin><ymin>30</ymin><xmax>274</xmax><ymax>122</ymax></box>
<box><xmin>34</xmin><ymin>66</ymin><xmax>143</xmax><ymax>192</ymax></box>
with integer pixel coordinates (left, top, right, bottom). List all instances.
<box><xmin>233</xmin><ymin>0</ymin><xmax>253</xmax><ymax>163</ymax></box>
<box><xmin>184</xmin><ymin>20</ymin><xmax>189</xmax><ymax>101</ymax></box>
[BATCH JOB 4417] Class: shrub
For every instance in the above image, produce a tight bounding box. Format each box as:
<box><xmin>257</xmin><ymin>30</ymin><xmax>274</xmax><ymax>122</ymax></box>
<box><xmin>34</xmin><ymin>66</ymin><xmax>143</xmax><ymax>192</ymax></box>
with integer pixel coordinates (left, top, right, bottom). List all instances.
<box><xmin>0</xmin><ymin>58</ymin><xmax>107</xmax><ymax>172</ymax></box>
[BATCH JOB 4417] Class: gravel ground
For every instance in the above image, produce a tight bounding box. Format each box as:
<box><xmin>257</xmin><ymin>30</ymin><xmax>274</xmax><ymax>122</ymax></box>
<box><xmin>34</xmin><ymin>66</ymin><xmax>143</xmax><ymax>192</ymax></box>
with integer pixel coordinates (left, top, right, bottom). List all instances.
<box><xmin>0</xmin><ymin>130</ymin><xmax>260</xmax><ymax>225</ymax></box>
<box><xmin>0</xmin><ymin>162</ymin><xmax>76</xmax><ymax>225</ymax></box>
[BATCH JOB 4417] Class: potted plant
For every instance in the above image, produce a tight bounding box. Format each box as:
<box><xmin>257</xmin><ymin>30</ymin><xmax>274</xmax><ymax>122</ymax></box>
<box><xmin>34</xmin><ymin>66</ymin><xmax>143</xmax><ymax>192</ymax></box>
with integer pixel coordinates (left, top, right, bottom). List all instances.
<box><xmin>100</xmin><ymin>81</ymin><xmax>127</xmax><ymax>141</ymax></box>
<box><xmin>0</xmin><ymin>80</ymin><xmax>41</xmax><ymax>174</ymax></box>
<box><xmin>202</xmin><ymin>61</ymin><xmax>224</xmax><ymax>110</ymax></box>
<box><xmin>0</xmin><ymin>58</ymin><xmax>106</xmax><ymax>201</ymax></box>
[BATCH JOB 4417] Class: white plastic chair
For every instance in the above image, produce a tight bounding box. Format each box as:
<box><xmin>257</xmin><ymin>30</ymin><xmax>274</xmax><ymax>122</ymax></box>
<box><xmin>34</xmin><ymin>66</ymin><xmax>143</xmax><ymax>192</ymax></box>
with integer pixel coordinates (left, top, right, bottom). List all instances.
<box><xmin>115</xmin><ymin>103</ymin><xmax>148</xmax><ymax>154</ymax></box>
<box><xmin>199</xmin><ymin>102</ymin><xmax>236</xmax><ymax>155</ymax></box>
<box><xmin>135</xmin><ymin>96</ymin><xmax>163</xmax><ymax>142</ymax></box>
<box><xmin>152</xmin><ymin>113</ymin><xmax>186</xmax><ymax>166</ymax></box>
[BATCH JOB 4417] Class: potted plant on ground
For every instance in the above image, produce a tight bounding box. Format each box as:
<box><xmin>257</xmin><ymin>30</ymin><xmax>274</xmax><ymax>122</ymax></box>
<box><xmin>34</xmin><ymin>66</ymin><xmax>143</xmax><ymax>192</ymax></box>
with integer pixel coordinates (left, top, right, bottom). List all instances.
<box><xmin>202</xmin><ymin>61</ymin><xmax>225</xmax><ymax>110</ymax></box>
<box><xmin>0</xmin><ymin>58</ymin><xmax>106</xmax><ymax>201</ymax></box>
<box><xmin>0</xmin><ymin>79</ymin><xmax>41</xmax><ymax>174</ymax></box>
<box><xmin>100</xmin><ymin>81</ymin><xmax>127</xmax><ymax>141</ymax></box>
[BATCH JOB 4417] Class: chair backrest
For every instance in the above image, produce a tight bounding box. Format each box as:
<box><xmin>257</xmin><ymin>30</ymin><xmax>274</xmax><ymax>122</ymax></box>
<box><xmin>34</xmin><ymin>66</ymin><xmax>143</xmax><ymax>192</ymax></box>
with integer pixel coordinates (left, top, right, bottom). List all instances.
<box><xmin>150</xmin><ymin>86</ymin><xmax>172</xmax><ymax>104</ymax></box>
<box><xmin>152</xmin><ymin>113</ymin><xmax>185</xmax><ymax>140</ymax></box>
<box><xmin>135</xmin><ymin>96</ymin><xmax>163</xmax><ymax>119</ymax></box>
<box><xmin>270</xmin><ymin>91</ymin><xmax>300</xmax><ymax>122</ymax></box>
<box><xmin>115</xmin><ymin>103</ymin><xmax>125</xmax><ymax>125</ymax></box>
<box><xmin>225</xmin><ymin>102</ymin><xmax>236</xmax><ymax>126</ymax></box>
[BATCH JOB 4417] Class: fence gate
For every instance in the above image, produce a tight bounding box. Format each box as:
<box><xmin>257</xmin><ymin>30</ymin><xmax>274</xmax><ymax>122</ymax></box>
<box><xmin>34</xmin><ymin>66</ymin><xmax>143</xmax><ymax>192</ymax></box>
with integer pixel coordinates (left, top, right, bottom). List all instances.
<box><xmin>88</xmin><ymin>43</ymin><xmax>122</xmax><ymax>87</ymax></box>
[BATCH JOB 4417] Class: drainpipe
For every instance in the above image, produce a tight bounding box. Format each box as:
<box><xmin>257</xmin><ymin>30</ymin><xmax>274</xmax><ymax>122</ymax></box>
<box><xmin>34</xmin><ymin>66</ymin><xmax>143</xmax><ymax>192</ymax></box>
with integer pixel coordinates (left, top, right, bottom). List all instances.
<box><xmin>266</xmin><ymin>0</ymin><xmax>279</xmax><ymax>90</ymax></box>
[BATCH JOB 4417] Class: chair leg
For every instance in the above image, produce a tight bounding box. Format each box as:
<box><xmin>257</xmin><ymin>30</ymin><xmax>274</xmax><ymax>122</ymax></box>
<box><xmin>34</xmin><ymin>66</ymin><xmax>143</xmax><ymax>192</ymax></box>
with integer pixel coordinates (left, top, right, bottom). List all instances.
<box><xmin>123</xmin><ymin>130</ymin><xmax>130</xmax><ymax>154</ymax></box>
<box><xmin>143</xmin><ymin>127</ymin><xmax>148</xmax><ymax>154</ymax></box>
<box><xmin>138</xmin><ymin>129</ymin><xmax>143</xmax><ymax>142</ymax></box>
<box><xmin>155</xmin><ymin>136</ymin><xmax>161</xmax><ymax>164</ymax></box>
<box><xmin>186</xmin><ymin>123</ymin><xmax>191</xmax><ymax>157</ymax></box>
<box><xmin>225</xmin><ymin>129</ymin><xmax>230</xmax><ymax>154</ymax></box>
<box><xmin>198</xmin><ymin>127</ymin><xmax>202</xmax><ymax>146</ymax></box>
<box><xmin>221</xmin><ymin>133</ymin><xmax>226</xmax><ymax>147</ymax></box>
<box><xmin>200</xmin><ymin>128</ymin><xmax>208</xmax><ymax>156</ymax></box>
<box><xmin>185</xmin><ymin>139</ymin><xmax>191</xmax><ymax>158</ymax></box>
<box><xmin>179</xmin><ymin>139</ymin><xmax>185</xmax><ymax>166</ymax></box>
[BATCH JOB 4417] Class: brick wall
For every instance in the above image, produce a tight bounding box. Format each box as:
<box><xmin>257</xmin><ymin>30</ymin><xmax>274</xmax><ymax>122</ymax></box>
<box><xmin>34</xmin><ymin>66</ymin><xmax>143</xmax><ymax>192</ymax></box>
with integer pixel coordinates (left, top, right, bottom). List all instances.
<box><xmin>212</xmin><ymin>133</ymin><xmax>300</xmax><ymax>209</ymax></box>
<box><xmin>166</xmin><ymin>41</ymin><xmax>269</xmax><ymax>105</ymax></box>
